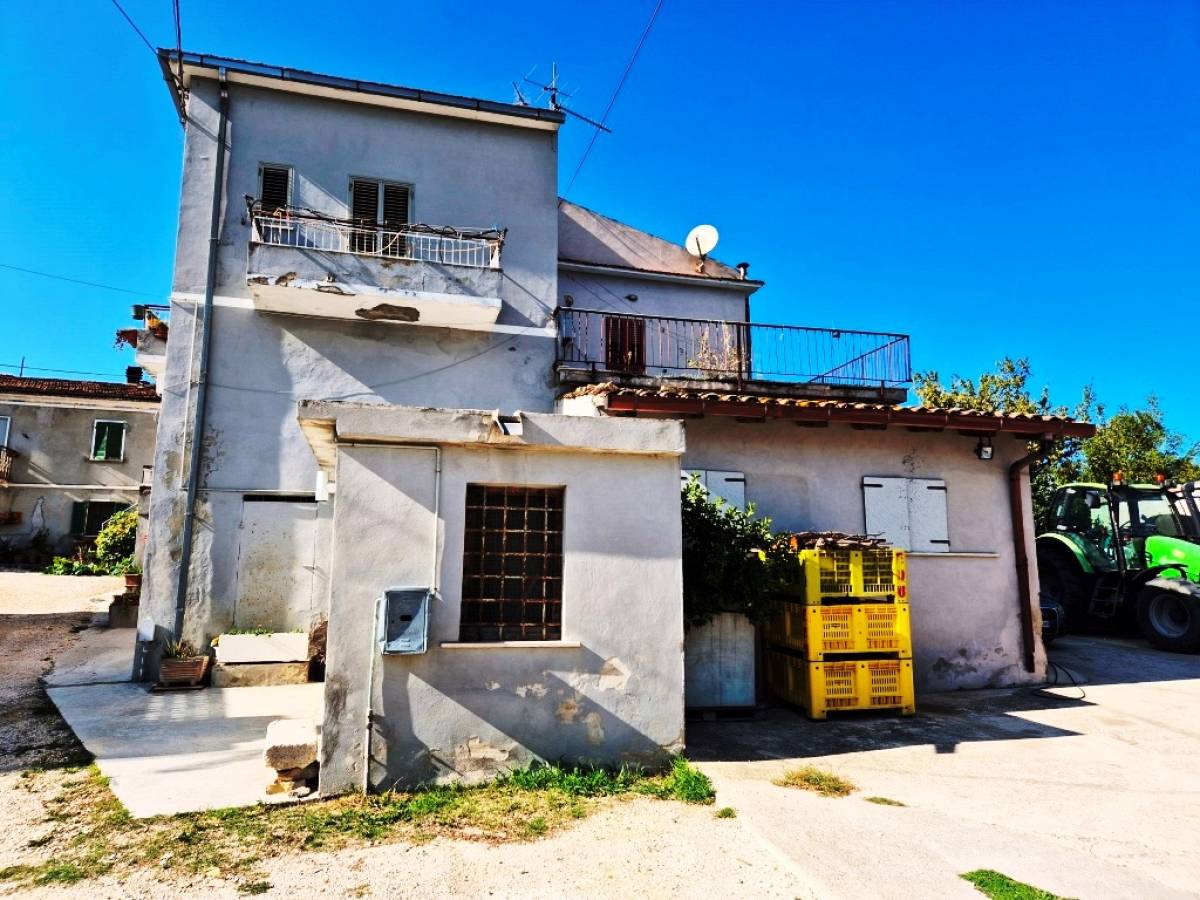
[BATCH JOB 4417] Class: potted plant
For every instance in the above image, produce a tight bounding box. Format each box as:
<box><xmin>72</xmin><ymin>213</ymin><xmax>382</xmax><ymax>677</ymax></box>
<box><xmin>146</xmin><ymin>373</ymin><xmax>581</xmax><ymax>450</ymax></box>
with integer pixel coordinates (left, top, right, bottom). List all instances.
<box><xmin>159</xmin><ymin>640</ymin><xmax>210</xmax><ymax>688</ymax></box>
<box><xmin>113</xmin><ymin>556</ymin><xmax>142</xmax><ymax>592</ymax></box>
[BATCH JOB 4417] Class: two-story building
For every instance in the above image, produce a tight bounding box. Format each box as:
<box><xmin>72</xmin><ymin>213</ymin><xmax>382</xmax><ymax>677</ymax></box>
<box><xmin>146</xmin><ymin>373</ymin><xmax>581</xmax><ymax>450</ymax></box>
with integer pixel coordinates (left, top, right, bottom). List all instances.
<box><xmin>0</xmin><ymin>374</ymin><xmax>159</xmax><ymax>561</ymax></box>
<box><xmin>141</xmin><ymin>50</ymin><xmax>1091</xmax><ymax>794</ymax></box>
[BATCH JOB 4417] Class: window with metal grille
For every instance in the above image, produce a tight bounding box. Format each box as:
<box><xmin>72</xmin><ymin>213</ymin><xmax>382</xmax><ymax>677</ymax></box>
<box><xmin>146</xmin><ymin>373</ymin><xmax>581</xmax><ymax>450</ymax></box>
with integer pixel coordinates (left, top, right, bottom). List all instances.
<box><xmin>350</xmin><ymin>178</ymin><xmax>410</xmax><ymax>255</ymax></box>
<box><xmin>259</xmin><ymin>165</ymin><xmax>292</xmax><ymax>213</ymax></box>
<box><xmin>459</xmin><ymin>485</ymin><xmax>564</xmax><ymax>642</ymax></box>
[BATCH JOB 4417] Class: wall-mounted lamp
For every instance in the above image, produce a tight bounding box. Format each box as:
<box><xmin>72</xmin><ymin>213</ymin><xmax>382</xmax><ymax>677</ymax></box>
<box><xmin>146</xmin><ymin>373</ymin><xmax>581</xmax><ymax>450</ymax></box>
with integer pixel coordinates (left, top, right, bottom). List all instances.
<box><xmin>563</xmin><ymin>294</ymin><xmax>574</xmax><ymax>307</ymax></box>
<box><xmin>975</xmin><ymin>436</ymin><xmax>995</xmax><ymax>461</ymax></box>
<box><xmin>625</xmin><ymin>293</ymin><xmax>638</xmax><ymax>302</ymax></box>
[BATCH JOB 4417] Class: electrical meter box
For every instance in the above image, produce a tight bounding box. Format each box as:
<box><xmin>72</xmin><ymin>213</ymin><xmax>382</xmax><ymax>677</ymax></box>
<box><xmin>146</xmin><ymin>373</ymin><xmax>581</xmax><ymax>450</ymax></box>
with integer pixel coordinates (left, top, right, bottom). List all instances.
<box><xmin>378</xmin><ymin>587</ymin><xmax>433</xmax><ymax>655</ymax></box>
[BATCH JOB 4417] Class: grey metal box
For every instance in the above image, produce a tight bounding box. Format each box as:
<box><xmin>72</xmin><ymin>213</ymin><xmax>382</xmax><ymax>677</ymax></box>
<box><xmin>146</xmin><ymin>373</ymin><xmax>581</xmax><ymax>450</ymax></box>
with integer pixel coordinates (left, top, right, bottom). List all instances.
<box><xmin>378</xmin><ymin>587</ymin><xmax>432</xmax><ymax>655</ymax></box>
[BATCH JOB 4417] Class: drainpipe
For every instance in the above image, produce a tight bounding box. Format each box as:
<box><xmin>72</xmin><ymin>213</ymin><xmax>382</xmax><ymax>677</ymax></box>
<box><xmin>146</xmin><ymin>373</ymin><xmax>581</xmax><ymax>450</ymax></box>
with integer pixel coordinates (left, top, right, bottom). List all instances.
<box><xmin>1009</xmin><ymin>436</ymin><xmax>1053</xmax><ymax>673</ymax></box>
<box><xmin>172</xmin><ymin>68</ymin><xmax>230</xmax><ymax>641</ymax></box>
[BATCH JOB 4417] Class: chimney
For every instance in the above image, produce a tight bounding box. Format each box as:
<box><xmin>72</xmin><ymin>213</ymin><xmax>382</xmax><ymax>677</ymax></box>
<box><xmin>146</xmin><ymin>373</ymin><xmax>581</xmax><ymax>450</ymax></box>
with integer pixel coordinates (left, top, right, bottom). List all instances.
<box><xmin>125</xmin><ymin>366</ymin><xmax>144</xmax><ymax>385</ymax></box>
<box><xmin>736</xmin><ymin>262</ymin><xmax>750</xmax><ymax>280</ymax></box>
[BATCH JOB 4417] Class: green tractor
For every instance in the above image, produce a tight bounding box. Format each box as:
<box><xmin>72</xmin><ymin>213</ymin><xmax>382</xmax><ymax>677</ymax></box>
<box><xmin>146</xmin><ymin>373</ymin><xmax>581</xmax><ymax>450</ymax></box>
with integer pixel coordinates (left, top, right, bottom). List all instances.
<box><xmin>1036</xmin><ymin>479</ymin><xmax>1200</xmax><ymax>652</ymax></box>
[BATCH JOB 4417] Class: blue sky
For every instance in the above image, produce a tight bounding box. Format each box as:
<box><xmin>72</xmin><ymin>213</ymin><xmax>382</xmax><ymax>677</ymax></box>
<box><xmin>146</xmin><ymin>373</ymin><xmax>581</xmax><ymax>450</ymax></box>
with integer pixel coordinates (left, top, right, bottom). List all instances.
<box><xmin>1</xmin><ymin>1</ymin><xmax>1197</xmax><ymax>440</ymax></box>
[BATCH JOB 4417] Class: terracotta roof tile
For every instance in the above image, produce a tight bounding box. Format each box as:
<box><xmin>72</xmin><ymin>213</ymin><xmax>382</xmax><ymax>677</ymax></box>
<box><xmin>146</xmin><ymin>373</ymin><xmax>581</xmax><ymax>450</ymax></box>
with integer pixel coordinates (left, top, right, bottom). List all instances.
<box><xmin>564</xmin><ymin>383</ymin><xmax>1093</xmax><ymax>436</ymax></box>
<box><xmin>0</xmin><ymin>375</ymin><xmax>160</xmax><ymax>403</ymax></box>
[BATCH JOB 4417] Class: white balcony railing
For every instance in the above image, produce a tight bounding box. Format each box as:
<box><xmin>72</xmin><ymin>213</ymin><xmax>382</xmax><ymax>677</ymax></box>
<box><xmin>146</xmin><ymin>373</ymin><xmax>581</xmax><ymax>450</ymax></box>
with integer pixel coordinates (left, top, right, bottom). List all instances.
<box><xmin>250</xmin><ymin>208</ymin><xmax>504</xmax><ymax>269</ymax></box>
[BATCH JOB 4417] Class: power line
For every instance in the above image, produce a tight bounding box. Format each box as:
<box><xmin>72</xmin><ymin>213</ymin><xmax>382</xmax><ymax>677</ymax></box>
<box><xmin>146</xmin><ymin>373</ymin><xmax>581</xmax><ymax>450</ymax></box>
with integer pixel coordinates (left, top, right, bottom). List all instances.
<box><xmin>109</xmin><ymin>0</ymin><xmax>157</xmax><ymax>57</ymax></box>
<box><xmin>0</xmin><ymin>363</ymin><xmax>128</xmax><ymax>379</ymax></box>
<box><xmin>564</xmin><ymin>0</ymin><xmax>665</xmax><ymax>196</ymax></box>
<box><xmin>0</xmin><ymin>263</ymin><xmax>149</xmax><ymax>297</ymax></box>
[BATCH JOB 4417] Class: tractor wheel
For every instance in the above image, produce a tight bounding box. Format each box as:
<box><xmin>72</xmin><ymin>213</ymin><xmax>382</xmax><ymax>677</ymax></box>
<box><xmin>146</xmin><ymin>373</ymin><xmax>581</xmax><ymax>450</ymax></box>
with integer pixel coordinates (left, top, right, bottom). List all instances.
<box><xmin>1136</xmin><ymin>586</ymin><xmax>1200</xmax><ymax>653</ymax></box>
<box><xmin>1037</xmin><ymin>542</ymin><xmax>1090</xmax><ymax>632</ymax></box>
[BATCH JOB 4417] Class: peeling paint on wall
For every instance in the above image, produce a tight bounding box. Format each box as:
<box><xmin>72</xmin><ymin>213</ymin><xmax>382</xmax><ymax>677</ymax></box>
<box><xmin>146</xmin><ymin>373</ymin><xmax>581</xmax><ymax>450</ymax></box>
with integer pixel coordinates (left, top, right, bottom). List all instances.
<box><xmin>584</xmin><ymin>712</ymin><xmax>605</xmax><ymax>745</ymax></box>
<box><xmin>515</xmin><ymin>683</ymin><xmax>548</xmax><ymax>698</ymax></box>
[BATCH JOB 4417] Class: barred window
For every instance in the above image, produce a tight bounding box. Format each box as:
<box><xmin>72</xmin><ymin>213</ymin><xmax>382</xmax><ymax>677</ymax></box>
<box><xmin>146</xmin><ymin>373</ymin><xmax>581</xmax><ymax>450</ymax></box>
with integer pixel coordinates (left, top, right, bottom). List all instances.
<box><xmin>460</xmin><ymin>485</ymin><xmax>564</xmax><ymax>642</ymax></box>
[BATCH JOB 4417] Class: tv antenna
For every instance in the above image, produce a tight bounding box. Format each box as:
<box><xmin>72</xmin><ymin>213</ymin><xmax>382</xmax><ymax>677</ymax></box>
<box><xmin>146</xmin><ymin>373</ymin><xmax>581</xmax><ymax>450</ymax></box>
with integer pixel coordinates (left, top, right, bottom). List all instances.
<box><xmin>522</xmin><ymin>63</ymin><xmax>612</xmax><ymax>133</ymax></box>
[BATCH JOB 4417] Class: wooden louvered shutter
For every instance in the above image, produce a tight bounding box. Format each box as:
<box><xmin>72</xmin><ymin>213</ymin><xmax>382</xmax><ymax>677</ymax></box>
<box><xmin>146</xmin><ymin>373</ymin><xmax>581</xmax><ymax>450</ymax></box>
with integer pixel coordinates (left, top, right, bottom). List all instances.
<box><xmin>350</xmin><ymin>180</ymin><xmax>379</xmax><ymax>253</ymax></box>
<box><xmin>382</xmin><ymin>184</ymin><xmax>409</xmax><ymax>226</ymax></box>
<box><xmin>260</xmin><ymin>166</ymin><xmax>291</xmax><ymax>213</ymax></box>
<box><xmin>350</xmin><ymin>180</ymin><xmax>379</xmax><ymax>223</ymax></box>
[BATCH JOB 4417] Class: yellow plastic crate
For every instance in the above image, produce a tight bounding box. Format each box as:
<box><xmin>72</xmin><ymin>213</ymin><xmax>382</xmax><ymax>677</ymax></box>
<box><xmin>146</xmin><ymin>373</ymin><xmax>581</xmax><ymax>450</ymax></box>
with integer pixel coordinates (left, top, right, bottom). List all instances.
<box><xmin>768</xmin><ymin>602</ymin><xmax>912</xmax><ymax>660</ymax></box>
<box><xmin>766</xmin><ymin>650</ymin><xmax>915</xmax><ymax>720</ymax></box>
<box><xmin>780</xmin><ymin>547</ymin><xmax>908</xmax><ymax>604</ymax></box>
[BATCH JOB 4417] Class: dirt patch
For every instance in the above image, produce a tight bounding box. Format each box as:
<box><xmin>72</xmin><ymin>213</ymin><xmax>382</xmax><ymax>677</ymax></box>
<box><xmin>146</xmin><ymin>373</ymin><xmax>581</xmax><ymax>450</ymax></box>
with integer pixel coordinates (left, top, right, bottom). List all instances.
<box><xmin>0</xmin><ymin>612</ymin><xmax>95</xmax><ymax>773</ymax></box>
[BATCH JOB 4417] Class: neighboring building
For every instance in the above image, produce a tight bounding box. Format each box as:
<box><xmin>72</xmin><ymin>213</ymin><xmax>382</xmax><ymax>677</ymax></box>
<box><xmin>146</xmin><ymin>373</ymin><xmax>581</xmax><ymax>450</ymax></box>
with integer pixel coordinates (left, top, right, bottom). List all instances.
<box><xmin>0</xmin><ymin>375</ymin><xmax>159</xmax><ymax>558</ymax></box>
<box><xmin>142</xmin><ymin>51</ymin><xmax>1091</xmax><ymax>794</ymax></box>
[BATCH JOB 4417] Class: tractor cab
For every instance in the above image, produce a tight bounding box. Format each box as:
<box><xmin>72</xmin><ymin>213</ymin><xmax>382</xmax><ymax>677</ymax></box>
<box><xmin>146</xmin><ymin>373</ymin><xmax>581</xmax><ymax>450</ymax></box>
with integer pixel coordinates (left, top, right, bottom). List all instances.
<box><xmin>1043</xmin><ymin>481</ymin><xmax>1196</xmax><ymax>576</ymax></box>
<box><xmin>1037</xmin><ymin>478</ymin><xmax>1200</xmax><ymax>652</ymax></box>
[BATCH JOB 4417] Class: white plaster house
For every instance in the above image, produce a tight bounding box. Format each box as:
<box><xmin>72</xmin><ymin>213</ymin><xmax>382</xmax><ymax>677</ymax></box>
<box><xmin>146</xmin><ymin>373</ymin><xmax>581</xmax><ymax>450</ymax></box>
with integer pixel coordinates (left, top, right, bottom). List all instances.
<box><xmin>141</xmin><ymin>50</ymin><xmax>1091</xmax><ymax>793</ymax></box>
<box><xmin>0</xmin><ymin>375</ymin><xmax>158</xmax><ymax>559</ymax></box>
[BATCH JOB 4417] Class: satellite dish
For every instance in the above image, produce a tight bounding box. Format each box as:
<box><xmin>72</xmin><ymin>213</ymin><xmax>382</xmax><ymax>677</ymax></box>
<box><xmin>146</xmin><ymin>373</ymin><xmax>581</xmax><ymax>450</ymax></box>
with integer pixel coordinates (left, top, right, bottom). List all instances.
<box><xmin>685</xmin><ymin>224</ymin><xmax>719</xmax><ymax>258</ymax></box>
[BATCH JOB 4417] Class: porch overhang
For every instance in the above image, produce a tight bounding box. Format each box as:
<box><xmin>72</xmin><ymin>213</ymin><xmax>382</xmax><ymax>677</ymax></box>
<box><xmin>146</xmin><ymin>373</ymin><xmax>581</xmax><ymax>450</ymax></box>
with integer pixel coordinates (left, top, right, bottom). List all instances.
<box><xmin>565</xmin><ymin>384</ymin><xmax>1096</xmax><ymax>438</ymax></box>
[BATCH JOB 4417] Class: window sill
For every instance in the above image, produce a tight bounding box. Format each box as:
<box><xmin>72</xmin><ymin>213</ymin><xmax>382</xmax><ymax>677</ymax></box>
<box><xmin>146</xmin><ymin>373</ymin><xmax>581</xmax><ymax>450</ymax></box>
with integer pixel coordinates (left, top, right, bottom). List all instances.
<box><xmin>86</xmin><ymin>457</ymin><xmax>126</xmax><ymax>464</ymax></box>
<box><xmin>908</xmin><ymin>551</ymin><xmax>999</xmax><ymax>559</ymax></box>
<box><xmin>440</xmin><ymin>640</ymin><xmax>582</xmax><ymax>650</ymax></box>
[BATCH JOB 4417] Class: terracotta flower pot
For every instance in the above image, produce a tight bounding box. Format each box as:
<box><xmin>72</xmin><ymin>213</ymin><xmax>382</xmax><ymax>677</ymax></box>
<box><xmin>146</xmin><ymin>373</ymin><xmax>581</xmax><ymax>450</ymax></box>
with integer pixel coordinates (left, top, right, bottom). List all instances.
<box><xmin>159</xmin><ymin>655</ymin><xmax>210</xmax><ymax>687</ymax></box>
<box><xmin>124</xmin><ymin>573</ymin><xmax>142</xmax><ymax>591</ymax></box>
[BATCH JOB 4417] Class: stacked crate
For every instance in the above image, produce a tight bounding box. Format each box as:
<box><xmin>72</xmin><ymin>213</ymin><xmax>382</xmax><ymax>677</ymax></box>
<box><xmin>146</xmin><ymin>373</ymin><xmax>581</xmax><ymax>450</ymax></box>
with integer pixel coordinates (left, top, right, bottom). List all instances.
<box><xmin>765</xmin><ymin>547</ymin><xmax>916</xmax><ymax>720</ymax></box>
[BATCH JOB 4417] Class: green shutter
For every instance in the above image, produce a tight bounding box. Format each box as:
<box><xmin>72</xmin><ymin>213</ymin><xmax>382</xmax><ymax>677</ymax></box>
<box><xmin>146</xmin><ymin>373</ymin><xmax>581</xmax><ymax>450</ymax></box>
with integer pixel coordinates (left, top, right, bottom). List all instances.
<box><xmin>70</xmin><ymin>502</ymin><xmax>88</xmax><ymax>535</ymax></box>
<box><xmin>92</xmin><ymin>423</ymin><xmax>125</xmax><ymax>461</ymax></box>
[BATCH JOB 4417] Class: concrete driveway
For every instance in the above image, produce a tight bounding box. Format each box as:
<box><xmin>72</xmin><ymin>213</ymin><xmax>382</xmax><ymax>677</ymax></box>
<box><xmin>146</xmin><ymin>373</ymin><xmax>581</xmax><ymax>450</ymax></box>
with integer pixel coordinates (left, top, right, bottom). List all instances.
<box><xmin>689</xmin><ymin>636</ymin><xmax>1200</xmax><ymax>900</ymax></box>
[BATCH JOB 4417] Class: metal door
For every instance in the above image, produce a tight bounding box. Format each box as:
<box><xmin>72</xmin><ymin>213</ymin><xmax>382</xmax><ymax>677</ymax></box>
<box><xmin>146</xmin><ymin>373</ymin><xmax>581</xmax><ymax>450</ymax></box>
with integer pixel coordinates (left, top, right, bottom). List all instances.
<box><xmin>234</xmin><ymin>499</ymin><xmax>318</xmax><ymax>631</ymax></box>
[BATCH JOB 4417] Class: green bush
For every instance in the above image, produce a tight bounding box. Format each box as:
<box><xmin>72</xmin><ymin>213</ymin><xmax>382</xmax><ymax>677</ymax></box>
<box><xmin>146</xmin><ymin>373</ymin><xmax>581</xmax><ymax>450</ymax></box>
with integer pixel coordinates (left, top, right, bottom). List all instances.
<box><xmin>45</xmin><ymin>507</ymin><xmax>139</xmax><ymax>577</ymax></box>
<box><xmin>681</xmin><ymin>476</ymin><xmax>796</xmax><ymax>628</ymax></box>
<box><xmin>93</xmin><ymin>508</ymin><xmax>137</xmax><ymax>563</ymax></box>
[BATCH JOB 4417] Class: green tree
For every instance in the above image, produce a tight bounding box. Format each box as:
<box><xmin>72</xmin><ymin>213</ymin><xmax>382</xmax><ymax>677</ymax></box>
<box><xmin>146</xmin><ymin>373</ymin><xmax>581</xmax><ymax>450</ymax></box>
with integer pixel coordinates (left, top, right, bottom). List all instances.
<box><xmin>914</xmin><ymin>358</ymin><xmax>1088</xmax><ymax>526</ymax></box>
<box><xmin>1080</xmin><ymin>398</ymin><xmax>1200</xmax><ymax>484</ymax></box>
<box><xmin>915</xmin><ymin>358</ymin><xmax>1199</xmax><ymax>526</ymax></box>
<box><xmin>681</xmin><ymin>477</ymin><xmax>795</xmax><ymax>628</ymax></box>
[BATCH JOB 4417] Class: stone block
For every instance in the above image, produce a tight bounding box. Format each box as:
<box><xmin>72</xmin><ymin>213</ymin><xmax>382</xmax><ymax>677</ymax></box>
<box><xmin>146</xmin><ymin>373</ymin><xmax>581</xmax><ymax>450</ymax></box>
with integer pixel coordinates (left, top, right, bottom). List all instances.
<box><xmin>108</xmin><ymin>598</ymin><xmax>140</xmax><ymax>629</ymax></box>
<box><xmin>211</xmin><ymin>661</ymin><xmax>310</xmax><ymax>688</ymax></box>
<box><xmin>264</xmin><ymin>719</ymin><xmax>319</xmax><ymax>771</ymax></box>
<box><xmin>215</xmin><ymin>633</ymin><xmax>310</xmax><ymax>664</ymax></box>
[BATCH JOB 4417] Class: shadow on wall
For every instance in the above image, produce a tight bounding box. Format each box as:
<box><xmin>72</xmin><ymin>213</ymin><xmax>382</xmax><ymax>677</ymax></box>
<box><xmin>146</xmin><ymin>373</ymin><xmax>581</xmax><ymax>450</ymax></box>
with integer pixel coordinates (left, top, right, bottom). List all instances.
<box><xmin>368</xmin><ymin>645</ymin><xmax>675</xmax><ymax>790</ymax></box>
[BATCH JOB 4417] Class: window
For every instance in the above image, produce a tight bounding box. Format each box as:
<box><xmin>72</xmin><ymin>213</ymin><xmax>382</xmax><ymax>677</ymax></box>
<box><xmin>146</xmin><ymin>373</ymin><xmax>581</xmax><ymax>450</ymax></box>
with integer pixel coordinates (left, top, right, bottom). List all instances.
<box><xmin>350</xmin><ymin>178</ymin><xmax>410</xmax><ymax>256</ymax></box>
<box><xmin>459</xmin><ymin>485</ymin><xmax>564</xmax><ymax>642</ymax></box>
<box><xmin>682</xmin><ymin>469</ymin><xmax>745</xmax><ymax>509</ymax></box>
<box><xmin>604</xmin><ymin>315</ymin><xmax>646</xmax><ymax>373</ymax></box>
<box><xmin>863</xmin><ymin>476</ymin><xmax>949</xmax><ymax>552</ymax></box>
<box><xmin>259</xmin><ymin>164</ymin><xmax>292</xmax><ymax>213</ymax></box>
<box><xmin>70</xmin><ymin>501</ymin><xmax>130</xmax><ymax>537</ymax></box>
<box><xmin>90</xmin><ymin>421</ymin><xmax>126</xmax><ymax>462</ymax></box>
<box><xmin>0</xmin><ymin>415</ymin><xmax>9</xmax><ymax>449</ymax></box>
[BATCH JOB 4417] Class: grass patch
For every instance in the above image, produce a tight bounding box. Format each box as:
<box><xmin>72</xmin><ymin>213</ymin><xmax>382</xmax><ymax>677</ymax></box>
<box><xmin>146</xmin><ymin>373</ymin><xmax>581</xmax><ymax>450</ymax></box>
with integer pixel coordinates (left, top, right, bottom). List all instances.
<box><xmin>1</xmin><ymin>757</ymin><xmax>713</xmax><ymax>890</ymax></box>
<box><xmin>773</xmin><ymin>766</ymin><xmax>856</xmax><ymax>798</ymax></box>
<box><xmin>961</xmin><ymin>869</ymin><xmax>1066</xmax><ymax>900</ymax></box>
<box><xmin>714</xmin><ymin>806</ymin><xmax>736</xmax><ymax>819</ymax></box>
<box><xmin>864</xmin><ymin>796</ymin><xmax>906</xmax><ymax>807</ymax></box>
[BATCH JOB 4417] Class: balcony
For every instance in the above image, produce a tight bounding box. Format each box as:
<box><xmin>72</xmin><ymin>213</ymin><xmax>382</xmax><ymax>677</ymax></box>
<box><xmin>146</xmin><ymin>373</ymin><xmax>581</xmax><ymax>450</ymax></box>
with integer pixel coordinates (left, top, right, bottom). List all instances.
<box><xmin>246</xmin><ymin>204</ymin><xmax>506</xmax><ymax>329</ymax></box>
<box><xmin>555</xmin><ymin>309</ymin><xmax>912</xmax><ymax>402</ymax></box>
<box><xmin>0</xmin><ymin>446</ymin><xmax>18</xmax><ymax>484</ymax></box>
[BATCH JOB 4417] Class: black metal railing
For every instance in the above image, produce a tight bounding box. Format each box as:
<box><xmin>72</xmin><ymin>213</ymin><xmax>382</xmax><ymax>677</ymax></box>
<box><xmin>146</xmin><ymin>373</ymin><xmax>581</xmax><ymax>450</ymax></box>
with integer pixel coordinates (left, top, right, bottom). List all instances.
<box><xmin>556</xmin><ymin>309</ymin><xmax>912</xmax><ymax>388</ymax></box>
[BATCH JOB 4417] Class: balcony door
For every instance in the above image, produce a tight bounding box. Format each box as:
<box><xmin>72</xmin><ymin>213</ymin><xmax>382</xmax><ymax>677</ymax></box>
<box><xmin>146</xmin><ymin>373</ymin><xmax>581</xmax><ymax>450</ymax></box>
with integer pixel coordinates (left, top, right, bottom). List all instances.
<box><xmin>604</xmin><ymin>315</ymin><xmax>646</xmax><ymax>374</ymax></box>
<box><xmin>350</xmin><ymin>178</ymin><xmax>411</xmax><ymax>257</ymax></box>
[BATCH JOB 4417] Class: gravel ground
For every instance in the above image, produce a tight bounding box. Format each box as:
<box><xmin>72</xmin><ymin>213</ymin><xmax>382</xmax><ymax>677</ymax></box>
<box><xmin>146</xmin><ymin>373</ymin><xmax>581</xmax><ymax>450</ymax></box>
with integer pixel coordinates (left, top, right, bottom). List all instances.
<box><xmin>0</xmin><ymin>573</ymin><xmax>817</xmax><ymax>899</ymax></box>
<box><xmin>0</xmin><ymin>573</ymin><xmax>120</xmax><ymax>774</ymax></box>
